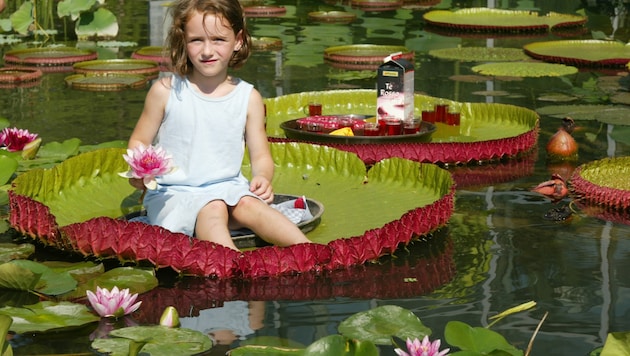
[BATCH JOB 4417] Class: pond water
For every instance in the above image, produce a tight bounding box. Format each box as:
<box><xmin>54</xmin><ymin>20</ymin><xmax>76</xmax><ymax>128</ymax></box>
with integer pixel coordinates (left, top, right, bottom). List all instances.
<box><xmin>2</xmin><ymin>0</ymin><xmax>630</xmax><ymax>355</ymax></box>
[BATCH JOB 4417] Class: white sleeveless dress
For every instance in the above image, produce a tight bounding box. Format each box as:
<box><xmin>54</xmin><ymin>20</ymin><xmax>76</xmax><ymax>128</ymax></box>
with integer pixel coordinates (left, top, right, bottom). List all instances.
<box><xmin>143</xmin><ymin>75</ymin><xmax>259</xmax><ymax>236</ymax></box>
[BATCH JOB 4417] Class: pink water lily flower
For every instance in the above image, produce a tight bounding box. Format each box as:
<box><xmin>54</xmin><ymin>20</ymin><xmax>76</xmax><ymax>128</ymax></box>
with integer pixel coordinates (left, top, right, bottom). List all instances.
<box><xmin>118</xmin><ymin>144</ymin><xmax>175</xmax><ymax>190</ymax></box>
<box><xmin>0</xmin><ymin>127</ymin><xmax>38</xmax><ymax>152</ymax></box>
<box><xmin>86</xmin><ymin>286</ymin><xmax>142</xmax><ymax>318</ymax></box>
<box><xmin>395</xmin><ymin>336</ymin><xmax>450</xmax><ymax>356</ymax></box>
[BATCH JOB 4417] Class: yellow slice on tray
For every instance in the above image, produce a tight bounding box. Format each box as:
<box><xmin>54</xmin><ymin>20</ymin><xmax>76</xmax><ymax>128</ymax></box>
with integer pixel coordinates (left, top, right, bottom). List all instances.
<box><xmin>330</xmin><ymin>127</ymin><xmax>354</xmax><ymax>136</ymax></box>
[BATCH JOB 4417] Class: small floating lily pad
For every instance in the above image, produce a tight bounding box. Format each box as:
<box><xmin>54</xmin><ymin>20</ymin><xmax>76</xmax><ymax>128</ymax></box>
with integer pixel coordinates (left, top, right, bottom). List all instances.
<box><xmin>523</xmin><ymin>40</ymin><xmax>630</xmax><ymax>67</ymax></box>
<box><xmin>351</xmin><ymin>0</ymin><xmax>403</xmax><ymax>11</ymax></box>
<box><xmin>73</xmin><ymin>59</ymin><xmax>159</xmax><ymax>78</ymax></box>
<box><xmin>423</xmin><ymin>8</ymin><xmax>587</xmax><ymax>33</ymax></box>
<box><xmin>324</xmin><ymin>44</ymin><xmax>414</xmax><ymax>70</ymax></box>
<box><xmin>0</xmin><ymin>67</ymin><xmax>42</xmax><ymax>83</ymax></box>
<box><xmin>91</xmin><ymin>326</ymin><xmax>212</xmax><ymax>356</ymax></box>
<box><xmin>65</xmin><ymin>73</ymin><xmax>148</xmax><ymax>91</ymax></box>
<box><xmin>429</xmin><ymin>47</ymin><xmax>530</xmax><ymax>62</ymax></box>
<box><xmin>243</xmin><ymin>5</ymin><xmax>286</xmax><ymax>17</ymax></box>
<box><xmin>308</xmin><ymin>11</ymin><xmax>357</xmax><ymax>24</ymax></box>
<box><xmin>3</xmin><ymin>47</ymin><xmax>98</xmax><ymax>66</ymax></box>
<box><xmin>131</xmin><ymin>46</ymin><xmax>169</xmax><ymax>66</ymax></box>
<box><xmin>472</xmin><ymin>62</ymin><xmax>578</xmax><ymax>77</ymax></box>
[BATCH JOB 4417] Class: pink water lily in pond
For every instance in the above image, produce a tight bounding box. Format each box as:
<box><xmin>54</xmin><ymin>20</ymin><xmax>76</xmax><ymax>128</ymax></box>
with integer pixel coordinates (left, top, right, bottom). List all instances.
<box><xmin>395</xmin><ymin>336</ymin><xmax>450</xmax><ymax>356</ymax></box>
<box><xmin>0</xmin><ymin>127</ymin><xmax>38</xmax><ymax>152</ymax></box>
<box><xmin>86</xmin><ymin>286</ymin><xmax>142</xmax><ymax>318</ymax></box>
<box><xmin>118</xmin><ymin>144</ymin><xmax>175</xmax><ymax>190</ymax></box>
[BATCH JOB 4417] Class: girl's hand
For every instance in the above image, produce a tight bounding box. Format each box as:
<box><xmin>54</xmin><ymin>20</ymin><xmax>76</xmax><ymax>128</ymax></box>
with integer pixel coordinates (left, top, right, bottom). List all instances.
<box><xmin>250</xmin><ymin>176</ymin><xmax>274</xmax><ymax>204</ymax></box>
<box><xmin>129</xmin><ymin>178</ymin><xmax>146</xmax><ymax>191</ymax></box>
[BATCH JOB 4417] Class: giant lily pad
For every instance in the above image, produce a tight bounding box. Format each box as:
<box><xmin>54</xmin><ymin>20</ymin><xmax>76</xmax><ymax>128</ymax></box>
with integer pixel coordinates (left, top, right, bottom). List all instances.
<box><xmin>472</xmin><ymin>62</ymin><xmax>578</xmax><ymax>77</ymax></box>
<box><xmin>3</xmin><ymin>47</ymin><xmax>97</xmax><ymax>67</ymax></box>
<box><xmin>73</xmin><ymin>59</ymin><xmax>160</xmax><ymax>78</ymax></box>
<box><xmin>569</xmin><ymin>156</ymin><xmax>630</xmax><ymax>211</ymax></box>
<box><xmin>423</xmin><ymin>8</ymin><xmax>587</xmax><ymax>33</ymax></box>
<box><xmin>523</xmin><ymin>40</ymin><xmax>630</xmax><ymax>67</ymax></box>
<box><xmin>324</xmin><ymin>45</ymin><xmax>414</xmax><ymax>70</ymax></box>
<box><xmin>65</xmin><ymin>73</ymin><xmax>149</xmax><ymax>91</ymax></box>
<box><xmin>8</xmin><ymin>144</ymin><xmax>454</xmax><ymax>278</ymax></box>
<box><xmin>265</xmin><ymin>90</ymin><xmax>539</xmax><ymax>165</ymax></box>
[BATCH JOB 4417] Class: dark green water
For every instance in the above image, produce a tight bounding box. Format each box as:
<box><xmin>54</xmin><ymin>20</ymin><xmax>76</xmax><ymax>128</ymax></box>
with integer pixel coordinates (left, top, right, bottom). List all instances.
<box><xmin>2</xmin><ymin>0</ymin><xmax>630</xmax><ymax>355</ymax></box>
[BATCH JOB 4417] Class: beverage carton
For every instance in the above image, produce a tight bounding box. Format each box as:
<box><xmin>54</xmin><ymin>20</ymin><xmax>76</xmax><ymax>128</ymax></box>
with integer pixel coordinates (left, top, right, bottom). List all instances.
<box><xmin>377</xmin><ymin>52</ymin><xmax>414</xmax><ymax>122</ymax></box>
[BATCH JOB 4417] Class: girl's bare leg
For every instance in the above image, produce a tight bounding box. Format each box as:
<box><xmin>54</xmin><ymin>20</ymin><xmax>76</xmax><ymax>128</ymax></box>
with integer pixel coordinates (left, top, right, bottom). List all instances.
<box><xmin>231</xmin><ymin>196</ymin><xmax>311</xmax><ymax>247</ymax></box>
<box><xmin>195</xmin><ymin>200</ymin><xmax>239</xmax><ymax>251</ymax></box>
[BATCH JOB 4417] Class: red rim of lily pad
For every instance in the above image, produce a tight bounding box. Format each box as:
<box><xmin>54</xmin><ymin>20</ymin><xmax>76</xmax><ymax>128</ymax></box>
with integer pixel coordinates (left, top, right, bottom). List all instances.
<box><xmin>3</xmin><ymin>47</ymin><xmax>98</xmax><ymax>66</ymax></box>
<box><xmin>569</xmin><ymin>156</ymin><xmax>630</xmax><ymax>211</ymax></box>
<box><xmin>351</xmin><ymin>0</ymin><xmax>403</xmax><ymax>11</ymax></box>
<box><xmin>131</xmin><ymin>46</ymin><xmax>170</xmax><ymax>67</ymax></box>
<box><xmin>243</xmin><ymin>6</ymin><xmax>286</xmax><ymax>17</ymax></box>
<box><xmin>524</xmin><ymin>40</ymin><xmax>630</xmax><ymax>68</ymax></box>
<box><xmin>8</xmin><ymin>146</ymin><xmax>455</xmax><ymax>279</ymax></box>
<box><xmin>324</xmin><ymin>44</ymin><xmax>414</xmax><ymax>70</ymax></box>
<box><xmin>134</xmin><ymin>234</ymin><xmax>454</xmax><ymax>315</ymax></box>
<box><xmin>0</xmin><ymin>67</ymin><xmax>43</xmax><ymax>83</ymax></box>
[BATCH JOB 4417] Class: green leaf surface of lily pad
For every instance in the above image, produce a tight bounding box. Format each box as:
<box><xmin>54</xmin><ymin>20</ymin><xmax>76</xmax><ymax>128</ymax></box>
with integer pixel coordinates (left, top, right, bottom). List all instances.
<box><xmin>337</xmin><ymin>305</ymin><xmax>431</xmax><ymax>345</ymax></box>
<box><xmin>472</xmin><ymin>62</ymin><xmax>578</xmax><ymax>77</ymax></box>
<box><xmin>523</xmin><ymin>40</ymin><xmax>630</xmax><ymax>67</ymax></box>
<box><xmin>423</xmin><ymin>8</ymin><xmax>586</xmax><ymax>32</ymax></box>
<box><xmin>429</xmin><ymin>47</ymin><xmax>529</xmax><ymax>62</ymax></box>
<box><xmin>91</xmin><ymin>325</ymin><xmax>212</xmax><ymax>356</ymax></box>
<box><xmin>10</xmin><ymin>145</ymin><xmax>452</xmax><ymax>245</ymax></box>
<box><xmin>0</xmin><ymin>301</ymin><xmax>99</xmax><ymax>334</ymax></box>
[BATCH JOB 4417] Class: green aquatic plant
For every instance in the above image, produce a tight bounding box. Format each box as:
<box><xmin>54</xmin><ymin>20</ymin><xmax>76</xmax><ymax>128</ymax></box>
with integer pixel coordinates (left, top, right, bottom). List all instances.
<box><xmin>5</xmin><ymin>0</ymin><xmax>118</xmax><ymax>40</ymax></box>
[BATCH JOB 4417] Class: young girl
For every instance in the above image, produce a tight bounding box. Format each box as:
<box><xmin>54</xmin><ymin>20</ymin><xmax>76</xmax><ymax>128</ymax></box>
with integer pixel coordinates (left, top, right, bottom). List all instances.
<box><xmin>127</xmin><ymin>0</ymin><xmax>311</xmax><ymax>251</ymax></box>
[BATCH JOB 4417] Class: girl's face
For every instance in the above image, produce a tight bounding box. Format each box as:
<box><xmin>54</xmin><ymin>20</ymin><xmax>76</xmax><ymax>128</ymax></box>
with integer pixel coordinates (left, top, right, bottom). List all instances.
<box><xmin>184</xmin><ymin>11</ymin><xmax>242</xmax><ymax>78</ymax></box>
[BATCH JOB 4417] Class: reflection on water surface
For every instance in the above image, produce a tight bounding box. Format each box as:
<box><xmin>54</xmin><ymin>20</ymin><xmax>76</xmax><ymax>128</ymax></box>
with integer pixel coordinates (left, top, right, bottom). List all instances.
<box><xmin>1</xmin><ymin>0</ymin><xmax>630</xmax><ymax>355</ymax></box>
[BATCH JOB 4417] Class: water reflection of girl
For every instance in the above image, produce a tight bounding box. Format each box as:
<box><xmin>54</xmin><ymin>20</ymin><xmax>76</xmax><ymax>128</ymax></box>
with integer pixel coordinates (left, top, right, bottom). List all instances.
<box><xmin>179</xmin><ymin>301</ymin><xmax>265</xmax><ymax>349</ymax></box>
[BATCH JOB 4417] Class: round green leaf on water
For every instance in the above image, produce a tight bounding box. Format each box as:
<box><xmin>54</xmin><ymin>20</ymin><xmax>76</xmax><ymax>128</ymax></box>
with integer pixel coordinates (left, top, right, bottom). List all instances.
<box><xmin>536</xmin><ymin>104</ymin><xmax>630</xmax><ymax>126</ymax></box>
<box><xmin>429</xmin><ymin>47</ymin><xmax>529</xmax><ymax>62</ymax></box>
<box><xmin>338</xmin><ymin>305</ymin><xmax>431</xmax><ymax>345</ymax></box>
<box><xmin>0</xmin><ymin>156</ymin><xmax>17</xmax><ymax>185</ymax></box>
<box><xmin>444</xmin><ymin>320</ymin><xmax>523</xmax><ymax>355</ymax></box>
<box><xmin>472</xmin><ymin>62</ymin><xmax>578</xmax><ymax>77</ymax></box>
<box><xmin>91</xmin><ymin>326</ymin><xmax>212</xmax><ymax>356</ymax></box>
<box><xmin>0</xmin><ymin>301</ymin><xmax>99</xmax><ymax>333</ymax></box>
<box><xmin>303</xmin><ymin>335</ymin><xmax>379</xmax><ymax>356</ymax></box>
<box><xmin>9</xmin><ymin>260</ymin><xmax>77</xmax><ymax>296</ymax></box>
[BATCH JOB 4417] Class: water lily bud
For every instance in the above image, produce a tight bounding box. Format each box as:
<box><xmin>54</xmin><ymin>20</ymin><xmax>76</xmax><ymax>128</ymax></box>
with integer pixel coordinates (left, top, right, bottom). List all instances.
<box><xmin>159</xmin><ymin>306</ymin><xmax>180</xmax><ymax>328</ymax></box>
<box><xmin>546</xmin><ymin>128</ymin><xmax>578</xmax><ymax>161</ymax></box>
<box><xmin>21</xmin><ymin>137</ymin><xmax>42</xmax><ymax>160</ymax></box>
